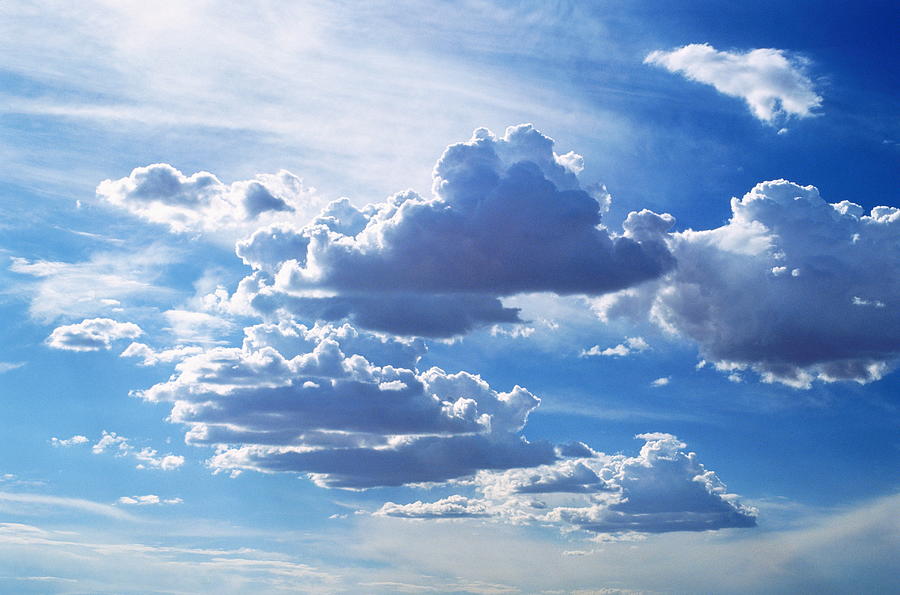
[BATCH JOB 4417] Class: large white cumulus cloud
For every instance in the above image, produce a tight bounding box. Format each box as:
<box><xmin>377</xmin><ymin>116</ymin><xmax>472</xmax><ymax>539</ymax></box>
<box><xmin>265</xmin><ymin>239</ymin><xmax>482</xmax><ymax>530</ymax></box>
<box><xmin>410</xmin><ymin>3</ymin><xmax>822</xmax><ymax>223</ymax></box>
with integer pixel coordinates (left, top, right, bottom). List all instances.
<box><xmin>596</xmin><ymin>180</ymin><xmax>900</xmax><ymax>387</ymax></box>
<box><xmin>229</xmin><ymin>124</ymin><xmax>675</xmax><ymax>336</ymax></box>
<box><xmin>134</xmin><ymin>321</ymin><xmax>553</xmax><ymax>488</ymax></box>
<box><xmin>645</xmin><ymin>44</ymin><xmax>822</xmax><ymax>124</ymax></box>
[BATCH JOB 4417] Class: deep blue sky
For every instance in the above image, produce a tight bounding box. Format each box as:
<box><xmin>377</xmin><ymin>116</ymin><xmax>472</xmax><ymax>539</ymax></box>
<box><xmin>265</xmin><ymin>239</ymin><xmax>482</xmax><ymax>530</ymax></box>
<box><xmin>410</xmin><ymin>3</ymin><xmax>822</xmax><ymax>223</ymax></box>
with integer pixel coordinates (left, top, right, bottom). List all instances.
<box><xmin>0</xmin><ymin>2</ymin><xmax>897</xmax><ymax>593</ymax></box>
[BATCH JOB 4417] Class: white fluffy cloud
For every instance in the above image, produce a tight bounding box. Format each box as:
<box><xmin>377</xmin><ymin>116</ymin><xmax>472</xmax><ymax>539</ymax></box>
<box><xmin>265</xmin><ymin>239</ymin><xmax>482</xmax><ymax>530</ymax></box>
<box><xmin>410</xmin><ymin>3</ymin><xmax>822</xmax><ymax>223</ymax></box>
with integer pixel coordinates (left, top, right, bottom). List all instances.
<box><xmin>227</xmin><ymin>124</ymin><xmax>674</xmax><ymax>336</ymax></box>
<box><xmin>50</xmin><ymin>435</ymin><xmax>89</xmax><ymax>447</ymax></box>
<box><xmin>645</xmin><ymin>43</ymin><xmax>822</xmax><ymax>124</ymax></box>
<box><xmin>91</xmin><ymin>431</ymin><xmax>185</xmax><ymax>471</ymax></box>
<box><xmin>581</xmin><ymin>336</ymin><xmax>649</xmax><ymax>358</ymax></box>
<box><xmin>377</xmin><ymin>433</ymin><xmax>756</xmax><ymax>535</ymax></box>
<box><xmin>596</xmin><ymin>180</ymin><xmax>900</xmax><ymax>387</ymax></box>
<box><xmin>132</xmin><ymin>321</ymin><xmax>551</xmax><ymax>488</ymax></box>
<box><xmin>46</xmin><ymin>318</ymin><xmax>143</xmax><ymax>351</ymax></box>
<box><xmin>117</xmin><ymin>494</ymin><xmax>183</xmax><ymax>506</ymax></box>
<box><xmin>97</xmin><ymin>164</ymin><xmax>324</xmax><ymax>234</ymax></box>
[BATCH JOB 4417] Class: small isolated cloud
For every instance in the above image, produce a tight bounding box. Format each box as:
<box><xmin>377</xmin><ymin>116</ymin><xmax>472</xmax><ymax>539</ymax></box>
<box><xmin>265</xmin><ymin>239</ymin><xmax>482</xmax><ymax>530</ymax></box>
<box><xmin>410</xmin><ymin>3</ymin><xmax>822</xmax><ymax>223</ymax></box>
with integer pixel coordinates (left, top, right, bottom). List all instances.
<box><xmin>97</xmin><ymin>165</ymin><xmax>324</xmax><ymax>234</ymax></box>
<box><xmin>225</xmin><ymin>124</ymin><xmax>675</xmax><ymax>337</ymax></box>
<box><xmin>117</xmin><ymin>494</ymin><xmax>183</xmax><ymax>506</ymax></box>
<box><xmin>582</xmin><ymin>336</ymin><xmax>649</xmax><ymax>358</ymax></box>
<box><xmin>595</xmin><ymin>180</ymin><xmax>900</xmax><ymax>388</ymax></box>
<box><xmin>378</xmin><ymin>433</ymin><xmax>756</xmax><ymax>536</ymax></box>
<box><xmin>650</xmin><ymin>377</ymin><xmax>670</xmax><ymax>387</ymax></box>
<box><xmin>0</xmin><ymin>362</ymin><xmax>25</xmax><ymax>373</ymax></box>
<box><xmin>49</xmin><ymin>435</ymin><xmax>89</xmax><ymax>448</ymax></box>
<box><xmin>46</xmin><ymin>318</ymin><xmax>142</xmax><ymax>351</ymax></box>
<box><xmin>645</xmin><ymin>43</ymin><xmax>822</xmax><ymax>124</ymax></box>
<box><xmin>91</xmin><ymin>431</ymin><xmax>184</xmax><ymax>471</ymax></box>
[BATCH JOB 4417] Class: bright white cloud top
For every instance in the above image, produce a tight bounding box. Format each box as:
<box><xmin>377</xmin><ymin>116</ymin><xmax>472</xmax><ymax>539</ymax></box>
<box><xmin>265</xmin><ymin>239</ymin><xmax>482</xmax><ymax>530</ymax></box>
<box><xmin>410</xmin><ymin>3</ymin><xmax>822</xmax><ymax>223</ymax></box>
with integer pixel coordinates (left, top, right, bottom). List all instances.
<box><xmin>596</xmin><ymin>180</ymin><xmax>900</xmax><ymax>387</ymax></box>
<box><xmin>645</xmin><ymin>43</ymin><xmax>822</xmax><ymax>124</ymax></box>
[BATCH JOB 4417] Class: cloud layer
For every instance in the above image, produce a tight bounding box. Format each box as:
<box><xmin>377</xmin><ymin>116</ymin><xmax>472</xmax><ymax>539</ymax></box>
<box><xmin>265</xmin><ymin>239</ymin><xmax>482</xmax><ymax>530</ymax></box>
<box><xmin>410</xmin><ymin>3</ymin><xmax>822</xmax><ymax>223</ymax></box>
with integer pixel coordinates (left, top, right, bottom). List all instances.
<box><xmin>645</xmin><ymin>43</ymin><xmax>821</xmax><ymax>124</ymax></box>
<box><xmin>133</xmin><ymin>321</ymin><xmax>552</xmax><ymax>488</ymax></box>
<box><xmin>596</xmin><ymin>180</ymin><xmax>900</xmax><ymax>387</ymax></box>
<box><xmin>228</xmin><ymin>124</ymin><xmax>675</xmax><ymax>336</ymax></box>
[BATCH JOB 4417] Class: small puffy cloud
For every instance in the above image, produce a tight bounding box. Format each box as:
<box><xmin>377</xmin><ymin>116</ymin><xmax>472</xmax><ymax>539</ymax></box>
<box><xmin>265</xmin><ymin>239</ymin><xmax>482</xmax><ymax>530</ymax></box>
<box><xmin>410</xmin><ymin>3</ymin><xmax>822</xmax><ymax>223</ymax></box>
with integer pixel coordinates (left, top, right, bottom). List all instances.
<box><xmin>90</xmin><ymin>431</ymin><xmax>184</xmax><ymax>471</ymax></box>
<box><xmin>645</xmin><ymin>43</ymin><xmax>822</xmax><ymax>124</ymax></box>
<box><xmin>650</xmin><ymin>377</ymin><xmax>670</xmax><ymax>387</ymax></box>
<box><xmin>131</xmin><ymin>322</ymin><xmax>551</xmax><ymax>488</ymax></box>
<box><xmin>117</xmin><ymin>494</ymin><xmax>183</xmax><ymax>506</ymax></box>
<box><xmin>46</xmin><ymin>318</ymin><xmax>142</xmax><ymax>351</ymax></box>
<box><xmin>595</xmin><ymin>180</ymin><xmax>900</xmax><ymax>388</ymax></box>
<box><xmin>582</xmin><ymin>336</ymin><xmax>649</xmax><ymax>358</ymax></box>
<box><xmin>50</xmin><ymin>435</ymin><xmax>89</xmax><ymax>447</ymax></box>
<box><xmin>381</xmin><ymin>434</ymin><xmax>756</xmax><ymax>536</ymax></box>
<box><xmin>97</xmin><ymin>165</ymin><xmax>323</xmax><ymax>233</ymax></box>
<box><xmin>376</xmin><ymin>495</ymin><xmax>490</xmax><ymax>519</ymax></box>
<box><xmin>228</xmin><ymin>124</ymin><xmax>674</xmax><ymax>336</ymax></box>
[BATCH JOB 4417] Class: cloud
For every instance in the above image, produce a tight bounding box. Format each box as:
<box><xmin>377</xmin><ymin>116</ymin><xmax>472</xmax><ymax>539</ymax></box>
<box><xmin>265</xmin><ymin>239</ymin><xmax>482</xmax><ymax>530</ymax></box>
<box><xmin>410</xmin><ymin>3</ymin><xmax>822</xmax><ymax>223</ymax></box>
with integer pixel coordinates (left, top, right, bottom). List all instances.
<box><xmin>0</xmin><ymin>362</ymin><xmax>25</xmax><ymax>373</ymax></box>
<box><xmin>117</xmin><ymin>494</ymin><xmax>183</xmax><ymax>506</ymax></box>
<box><xmin>119</xmin><ymin>342</ymin><xmax>205</xmax><ymax>366</ymax></box>
<box><xmin>376</xmin><ymin>495</ymin><xmax>490</xmax><ymax>519</ymax></box>
<box><xmin>228</xmin><ymin>124</ymin><xmax>674</xmax><ymax>336</ymax></box>
<box><xmin>595</xmin><ymin>180</ymin><xmax>900</xmax><ymax>387</ymax></box>
<box><xmin>127</xmin><ymin>320</ymin><xmax>552</xmax><ymax>488</ymax></box>
<box><xmin>581</xmin><ymin>336</ymin><xmax>649</xmax><ymax>357</ymax></box>
<box><xmin>645</xmin><ymin>43</ymin><xmax>822</xmax><ymax>124</ymax></box>
<box><xmin>46</xmin><ymin>318</ymin><xmax>142</xmax><ymax>351</ymax></box>
<box><xmin>97</xmin><ymin>164</ymin><xmax>323</xmax><ymax>234</ymax></box>
<box><xmin>650</xmin><ymin>377</ymin><xmax>670</xmax><ymax>387</ymax></box>
<box><xmin>49</xmin><ymin>435</ymin><xmax>89</xmax><ymax>447</ymax></box>
<box><xmin>378</xmin><ymin>433</ymin><xmax>756</xmax><ymax>535</ymax></box>
<box><xmin>7</xmin><ymin>246</ymin><xmax>176</xmax><ymax>322</ymax></box>
<box><xmin>90</xmin><ymin>431</ymin><xmax>184</xmax><ymax>471</ymax></box>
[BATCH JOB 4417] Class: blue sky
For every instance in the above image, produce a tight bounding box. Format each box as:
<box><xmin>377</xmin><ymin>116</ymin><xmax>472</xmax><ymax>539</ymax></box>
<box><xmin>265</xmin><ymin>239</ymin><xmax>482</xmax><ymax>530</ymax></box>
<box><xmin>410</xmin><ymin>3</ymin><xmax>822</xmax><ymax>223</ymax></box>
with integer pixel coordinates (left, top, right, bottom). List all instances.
<box><xmin>0</xmin><ymin>1</ymin><xmax>897</xmax><ymax>593</ymax></box>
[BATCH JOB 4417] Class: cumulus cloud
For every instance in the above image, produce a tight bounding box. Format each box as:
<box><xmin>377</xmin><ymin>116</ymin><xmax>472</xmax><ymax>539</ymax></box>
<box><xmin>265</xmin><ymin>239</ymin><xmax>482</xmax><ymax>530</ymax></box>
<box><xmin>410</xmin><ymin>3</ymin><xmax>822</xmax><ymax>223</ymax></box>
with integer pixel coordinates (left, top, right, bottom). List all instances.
<box><xmin>595</xmin><ymin>180</ymin><xmax>900</xmax><ymax>387</ymax></box>
<box><xmin>581</xmin><ymin>336</ymin><xmax>649</xmax><ymax>357</ymax></box>
<box><xmin>91</xmin><ymin>431</ymin><xmax>184</xmax><ymax>471</ymax></box>
<box><xmin>97</xmin><ymin>164</ymin><xmax>323</xmax><ymax>233</ymax></box>
<box><xmin>50</xmin><ymin>435</ymin><xmax>89</xmax><ymax>447</ymax></box>
<box><xmin>131</xmin><ymin>321</ymin><xmax>550</xmax><ymax>488</ymax></box>
<box><xmin>645</xmin><ymin>44</ymin><xmax>822</xmax><ymax>124</ymax></box>
<box><xmin>227</xmin><ymin>124</ymin><xmax>674</xmax><ymax>336</ymax></box>
<box><xmin>117</xmin><ymin>494</ymin><xmax>183</xmax><ymax>506</ymax></box>
<box><xmin>46</xmin><ymin>318</ymin><xmax>143</xmax><ymax>351</ymax></box>
<box><xmin>378</xmin><ymin>433</ymin><xmax>756</xmax><ymax>535</ymax></box>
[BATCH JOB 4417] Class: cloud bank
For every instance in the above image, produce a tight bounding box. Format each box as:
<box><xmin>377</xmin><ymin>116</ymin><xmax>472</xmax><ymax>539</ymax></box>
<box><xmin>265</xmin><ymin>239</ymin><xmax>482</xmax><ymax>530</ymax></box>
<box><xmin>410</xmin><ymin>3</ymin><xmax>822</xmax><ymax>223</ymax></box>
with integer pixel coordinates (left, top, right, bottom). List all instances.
<box><xmin>645</xmin><ymin>43</ymin><xmax>821</xmax><ymax>124</ymax></box>
<box><xmin>596</xmin><ymin>180</ymin><xmax>900</xmax><ymax>387</ymax></box>
<box><xmin>226</xmin><ymin>124</ymin><xmax>675</xmax><ymax>336</ymax></box>
<box><xmin>378</xmin><ymin>433</ymin><xmax>756</xmax><ymax>535</ymax></box>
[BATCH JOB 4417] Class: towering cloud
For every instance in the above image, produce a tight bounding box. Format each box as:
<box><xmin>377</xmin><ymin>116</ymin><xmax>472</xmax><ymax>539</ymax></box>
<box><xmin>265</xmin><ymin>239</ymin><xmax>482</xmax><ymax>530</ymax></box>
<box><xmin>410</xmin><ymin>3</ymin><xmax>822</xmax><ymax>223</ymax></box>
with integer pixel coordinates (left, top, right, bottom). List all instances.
<box><xmin>596</xmin><ymin>180</ymin><xmax>900</xmax><ymax>387</ymax></box>
<box><xmin>645</xmin><ymin>44</ymin><xmax>822</xmax><ymax>124</ymax></box>
<box><xmin>229</xmin><ymin>124</ymin><xmax>675</xmax><ymax>336</ymax></box>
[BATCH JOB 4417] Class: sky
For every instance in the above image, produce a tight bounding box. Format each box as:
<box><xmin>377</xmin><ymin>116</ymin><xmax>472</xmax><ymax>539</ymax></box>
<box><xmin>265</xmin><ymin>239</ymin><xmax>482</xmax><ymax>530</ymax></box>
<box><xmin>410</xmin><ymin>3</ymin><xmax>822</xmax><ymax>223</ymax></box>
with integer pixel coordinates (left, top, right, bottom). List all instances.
<box><xmin>0</xmin><ymin>1</ymin><xmax>897</xmax><ymax>593</ymax></box>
